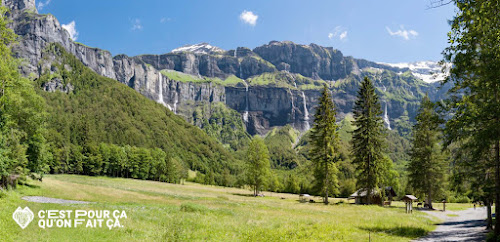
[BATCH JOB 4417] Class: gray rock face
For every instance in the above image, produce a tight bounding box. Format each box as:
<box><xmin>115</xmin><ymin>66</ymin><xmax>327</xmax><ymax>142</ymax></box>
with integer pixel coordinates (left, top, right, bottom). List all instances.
<box><xmin>6</xmin><ymin>2</ymin><xmax>115</xmax><ymax>80</ymax></box>
<box><xmin>42</xmin><ymin>77</ymin><xmax>74</xmax><ymax>93</ymax></box>
<box><xmin>225</xmin><ymin>86</ymin><xmax>318</xmax><ymax>134</ymax></box>
<box><xmin>2</xmin><ymin>0</ymin><xmax>36</xmax><ymax>13</ymax></box>
<box><xmin>135</xmin><ymin>49</ymin><xmax>277</xmax><ymax>80</ymax></box>
<box><xmin>253</xmin><ymin>41</ymin><xmax>351</xmax><ymax>80</ymax></box>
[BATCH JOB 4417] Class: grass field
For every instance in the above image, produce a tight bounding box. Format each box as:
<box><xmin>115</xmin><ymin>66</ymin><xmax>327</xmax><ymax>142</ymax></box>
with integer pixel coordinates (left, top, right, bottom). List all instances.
<box><xmin>0</xmin><ymin>175</ymin><xmax>463</xmax><ymax>241</ymax></box>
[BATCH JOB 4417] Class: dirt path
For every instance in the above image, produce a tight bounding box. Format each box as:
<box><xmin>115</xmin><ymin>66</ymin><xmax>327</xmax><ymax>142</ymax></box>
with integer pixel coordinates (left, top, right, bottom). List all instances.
<box><xmin>22</xmin><ymin>196</ymin><xmax>92</xmax><ymax>204</ymax></box>
<box><xmin>415</xmin><ymin>207</ymin><xmax>488</xmax><ymax>241</ymax></box>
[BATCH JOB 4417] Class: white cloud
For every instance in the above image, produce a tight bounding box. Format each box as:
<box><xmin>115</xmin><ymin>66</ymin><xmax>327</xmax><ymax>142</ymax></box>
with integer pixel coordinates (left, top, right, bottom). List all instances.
<box><xmin>131</xmin><ymin>19</ymin><xmax>143</xmax><ymax>31</ymax></box>
<box><xmin>37</xmin><ymin>0</ymin><xmax>51</xmax><ymax>11</ymax></box>
<box><xmin>386</xmin><ymin>25</ymin><xmax>418</xmax><ymax>40</ymax></box>
<box><xmin>62</xmin><ymin>21</ymin><xmax>79</xmax><ymax>41</ymax></box>
<box><xmin>160</xmin><ymin>17</ymin><xmax>171</xmax><ymax>23</ymax></box>
<box><xmin>328</xmin><ymin>26</ymin><xmax>348</xmax><ymax>42</ymax></box>
<box><xmin>339</xmin><ymin>31</ymin><xmax>347</xmax><ymax>40</ymax></box>
<box><xmin>239</xmin><ymin>10</ymin><xmax>258</xmax><ymax>26</ymax></box>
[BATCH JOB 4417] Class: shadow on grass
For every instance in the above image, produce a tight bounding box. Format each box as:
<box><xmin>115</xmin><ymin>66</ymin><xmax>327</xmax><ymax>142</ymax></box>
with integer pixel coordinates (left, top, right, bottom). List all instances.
<box><xmin>360</xmin><ymin>225</ymin><xmax>428</xmax><ymax>238</ymax></box>
<box><xmin>231</xmin><ymin>193</ymin><xmax>255</xmax><ymax>197</ymax></box>
<box><xmin>20</xmin><ymin>182</ymin><xmax>40</xmax><ymax>189</ymax></box>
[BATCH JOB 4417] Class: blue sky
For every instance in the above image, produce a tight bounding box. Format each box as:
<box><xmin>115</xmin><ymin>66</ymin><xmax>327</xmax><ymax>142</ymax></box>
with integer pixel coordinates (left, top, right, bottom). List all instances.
<box><xmin>37</xmin><ymin>0</ymin><xmax>456</xmax><ymax>63</ymax></box>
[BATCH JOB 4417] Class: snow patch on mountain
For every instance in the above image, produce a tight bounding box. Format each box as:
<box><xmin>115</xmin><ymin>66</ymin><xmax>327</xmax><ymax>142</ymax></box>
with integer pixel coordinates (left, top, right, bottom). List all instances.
<box><xmin>172</xmin><ymin>43</ymin><xmax>225</xmax><ymax>54</ymax></box>
<box><xmin>380</xmin><ymin>61</ymin><xmax>449</xmax><ymax>83</ymax></box>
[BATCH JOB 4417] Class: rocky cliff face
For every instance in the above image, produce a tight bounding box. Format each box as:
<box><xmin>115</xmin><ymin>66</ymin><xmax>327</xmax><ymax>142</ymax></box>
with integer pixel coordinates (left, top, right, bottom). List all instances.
<box><xmin>5</xmin><ymin>0</ymin><xmax>115</xmax><ymax>79</ymax></box>
<box><xmin>4</xmin><ymin>0</ymin><xmax>448</xmax><ymax>136</ymax></box>
<box><xmin>2</xmin><ymin>0</ymin><xmax>35</xmax><ymax>12</ymax></box>
<box><xmin>253</xmin><ymin>41</ymin><xmax>352</xmax><ymax>80</ymax></box>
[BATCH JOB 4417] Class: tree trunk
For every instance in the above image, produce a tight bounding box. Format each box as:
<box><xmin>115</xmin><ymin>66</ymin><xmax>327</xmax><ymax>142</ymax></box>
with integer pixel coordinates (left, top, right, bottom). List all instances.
<box><xmin>495</xmin><ymin>141</ymin><xmax>500</xmax><ymax>236</ymax></box>
<box><xmin>487</xmin><ymin>199</ymin><xmax>493</xmax><ymax>230</ymax></box>
<box><xmin>324</xmin><ymin>162</ymin><xmax>329</xmax><ymax>205</ymax></box>
<box><xmin>428</xmin><ymin>185</ymin><xmax>433</xmax><ymax>210</ymax></box>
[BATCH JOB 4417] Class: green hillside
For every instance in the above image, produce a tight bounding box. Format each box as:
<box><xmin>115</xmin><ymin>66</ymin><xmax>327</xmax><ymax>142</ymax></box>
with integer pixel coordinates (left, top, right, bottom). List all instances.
<box><xmin>36</xmin><ymin>44</ymin><xmax>240</xmax><ymax>185</ymax></box>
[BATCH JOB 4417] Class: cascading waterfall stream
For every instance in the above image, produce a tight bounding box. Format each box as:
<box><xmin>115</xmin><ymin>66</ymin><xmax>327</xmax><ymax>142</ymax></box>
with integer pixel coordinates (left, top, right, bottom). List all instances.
<box><xmin>301</xmin><ymin>91</ymin><xmax>310</xmax><ymax>131</ymax></box>
<box><xmin>235</xmin><ymin>48</ymin><xmax>249</xmax><ymax>123</ymax></box>
<box><xmin>173</xmin><ymin>92</ymin><xmax>178</xmax><ymax>114</ymax></box>
<box><xmin>290</xmin><ymin>73</ymin><xmax>298</xmax><ymax>88</ymax></box>
<box><xmin>289</xmin><ymin>88</ymin><xmax>295</xmax><ymax>120</ymax></box>
<box><xmin>157</xmin><ymin>71</ymin><xmax>172</xmax><ymax>110</ymax></box>
<box><xmin>383</xmin><ymin>101</ymin><xmax>391</xmax><ymax>130</ymax></box>
<box><xmin>242</xmin><ymin>81</ymin><xmax>249</xmax><ymax>123</ymax></box>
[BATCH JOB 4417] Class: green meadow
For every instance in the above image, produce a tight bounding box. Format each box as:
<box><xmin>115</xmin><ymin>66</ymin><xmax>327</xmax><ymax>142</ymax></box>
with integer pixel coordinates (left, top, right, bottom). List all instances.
<box><xmin>0</xmin><ymin>175</ymin><xmax>461</xmax><ymax>241</ymax></box>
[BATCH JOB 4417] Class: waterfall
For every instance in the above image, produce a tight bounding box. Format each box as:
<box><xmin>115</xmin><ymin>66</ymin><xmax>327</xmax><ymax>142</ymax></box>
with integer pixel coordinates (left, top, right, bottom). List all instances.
<box><xmin>242</xmin><ymin>81</ymin><xmax>249</xmax><ymax>123</ymax></box>
<box><xmin>301</xmin><ymin>91</ymin><xmax>310</xmax><ymax>130</ymax></box>
<box><xmin>173</xmin><ymin>92</ymin><xmax>178</xmax><ymax>114</ymax></box>
<box><xmin>289</xmin><ymin>88</ymin><xmax>296</xmax><ymax>120</ymax></box>
<box><xmin>383</xmin><ymin>101</ymin><xmax>391</xmax><ymax>130</ymax></box>
<box><xmin>290</xmin><ymin>74</ymin><xmax>297</xmax><ymax>88</ymax></box>
<box><xmin>157</xmin><ymin>72</ymin><xmax>172</xmax><ymax>110</ymax></box>
<box><xmin>234</xmin><ymin>48</ymin><xmax>237</xmax><ymax>58</ymax></box>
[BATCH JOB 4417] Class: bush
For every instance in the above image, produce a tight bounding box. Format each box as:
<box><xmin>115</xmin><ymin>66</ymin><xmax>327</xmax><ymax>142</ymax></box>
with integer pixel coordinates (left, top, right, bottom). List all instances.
<box><xmin>447</xmin><ymin>195</ymin><xmax>471</xmax><ymax>203</ymax></box>
<box><xmin>180</xmin><ymin>203</ymin><xmax>209</xmax><ymax>213</ymax></box>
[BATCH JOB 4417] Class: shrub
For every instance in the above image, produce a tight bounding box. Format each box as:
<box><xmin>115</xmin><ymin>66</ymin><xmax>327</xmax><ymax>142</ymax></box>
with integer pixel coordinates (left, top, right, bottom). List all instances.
<box><xmin>447</xmin><ymin>195</ymin><xmax>471</xmax><ymax>203</ymax></box>
<box><xmin>180</xmin><ymin>203</ymin><xmax>209</xmax><ymax>213</ymax></box>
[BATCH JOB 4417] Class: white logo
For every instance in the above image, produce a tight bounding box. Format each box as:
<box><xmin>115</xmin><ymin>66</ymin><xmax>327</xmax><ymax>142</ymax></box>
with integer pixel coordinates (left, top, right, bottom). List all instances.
<box><xmin>12</xmin><ymin>207</ymin><xmax>34</xmax><ymax>229</ymax></box>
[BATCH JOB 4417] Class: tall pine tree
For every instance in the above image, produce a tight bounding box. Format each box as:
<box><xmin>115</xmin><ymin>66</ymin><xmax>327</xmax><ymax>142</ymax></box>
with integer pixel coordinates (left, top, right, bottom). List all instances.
<box><xmin>351</xmin><ymin>77</ymin><xmax>385</xmax><ymax>204</ymax></box>
<box><xmin>408</xmin><ymin>95</ymin><xmax>446</xmax><ymax>209</ymax></box>
<box><xmin>309</xmin><ymin>85</ymin><xmax>340</xmax><ymax>204</ymax></box>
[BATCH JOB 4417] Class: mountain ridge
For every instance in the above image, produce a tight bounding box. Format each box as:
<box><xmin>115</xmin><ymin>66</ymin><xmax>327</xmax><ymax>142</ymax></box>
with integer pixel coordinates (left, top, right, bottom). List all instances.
<box><xmin>3</xmin><ymin>0</ymin><xmax>449</xmax><ymax>136</ymax></box>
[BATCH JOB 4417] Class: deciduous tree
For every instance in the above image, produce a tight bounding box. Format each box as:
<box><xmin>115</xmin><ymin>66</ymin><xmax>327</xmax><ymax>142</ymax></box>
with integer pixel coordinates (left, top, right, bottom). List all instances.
<box><xmin>246</xmin><ymin>136</ymin><xmax>271</xmax><ymax>196</ymax></box>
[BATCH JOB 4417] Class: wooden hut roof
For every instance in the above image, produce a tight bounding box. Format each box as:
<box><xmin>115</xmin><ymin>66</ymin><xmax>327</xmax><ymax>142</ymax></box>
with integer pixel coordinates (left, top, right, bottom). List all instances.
<box><xmin>401</xmin><ymin>195</ymin><xmax>418</xmax><ymax>201</ymax></box>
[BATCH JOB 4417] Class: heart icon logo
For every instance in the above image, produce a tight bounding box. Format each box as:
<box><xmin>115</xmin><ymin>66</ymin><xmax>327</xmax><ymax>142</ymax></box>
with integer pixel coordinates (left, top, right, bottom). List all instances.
<box><xmin>12</xmin><ymin>207</ymin><xmax>34</xmax><ymax>229</ymax></box>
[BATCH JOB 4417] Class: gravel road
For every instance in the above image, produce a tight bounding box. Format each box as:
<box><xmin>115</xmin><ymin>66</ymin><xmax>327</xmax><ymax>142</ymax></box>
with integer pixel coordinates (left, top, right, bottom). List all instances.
<box><xmin>415</xmin><ymin>207</ymin><xmax>488</xmax><ymax>242</ymax></box>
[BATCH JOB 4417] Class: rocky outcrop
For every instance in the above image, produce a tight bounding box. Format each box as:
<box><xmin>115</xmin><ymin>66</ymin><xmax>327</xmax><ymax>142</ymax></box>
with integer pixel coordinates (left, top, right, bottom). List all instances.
<box><xmin>42</xmin><ymin>77</ymin><xmax>74</xmax><ymax>93</ymax></box>
<box><xmin>253</xmin><ymin>41</ymin><xmax>353</xmax><ymax>80</ymax></box>
<box><xmin>5</xmin><ymin>0</ymin><xmax>115</xmax><ymax>79</ymax></box>
<box><xmin>2</xmin><ymin>0</ymin><xmax>35</xmax><ymax>12</ymax></box>
<box><xmin>134</xmin><ymin>48</ymin><xmax>277</xmax><ymax>80</ymax></box>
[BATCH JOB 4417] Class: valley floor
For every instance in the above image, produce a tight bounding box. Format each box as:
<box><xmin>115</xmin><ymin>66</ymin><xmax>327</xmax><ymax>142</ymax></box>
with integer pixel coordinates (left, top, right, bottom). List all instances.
<box><xmin>0</xmin><ymin>175</ymin><xmax>473</xmax><ymax>241</ymax></box>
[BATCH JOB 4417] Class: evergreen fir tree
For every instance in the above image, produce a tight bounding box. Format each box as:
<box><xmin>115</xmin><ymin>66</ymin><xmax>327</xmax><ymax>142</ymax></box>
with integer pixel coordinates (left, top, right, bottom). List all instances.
<box><xmin>309</xmin><ymin>85</ymin><xmax>340</xmax><ymax>204</ymax></box>
<box><xmin>351</xmin><ymin>77</ymin><xmax>386</xmax><ymax>204</ymax></box>
<box><xmin>408</xmin><ymin>95</ymin><xmax>446</xmax><ymax>209</ymax></box>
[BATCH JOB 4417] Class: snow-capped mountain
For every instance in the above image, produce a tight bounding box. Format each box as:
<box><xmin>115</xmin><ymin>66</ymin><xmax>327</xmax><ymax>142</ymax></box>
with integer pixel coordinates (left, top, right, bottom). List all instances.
<box><xmin>172</xmin><ymin>43</ymin><xmax>225</xmax><ymax>54</ymax></box>
<box><xmin>381</xmin><ymin>61</ymin><xmax>449</xmax><ymax>83</ymax></box>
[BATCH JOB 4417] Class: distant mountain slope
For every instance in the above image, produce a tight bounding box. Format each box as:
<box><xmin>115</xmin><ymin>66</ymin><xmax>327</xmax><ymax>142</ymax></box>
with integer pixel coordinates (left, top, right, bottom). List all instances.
<box><xmin>37</xmin><ymin>43</ymin><xmax>239</xmax><ymax>183</ymax></box>
<box><xmin>3</xmin><ymin>0</ymin><xmax>450</xmax><ymax>136</ymax></box>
